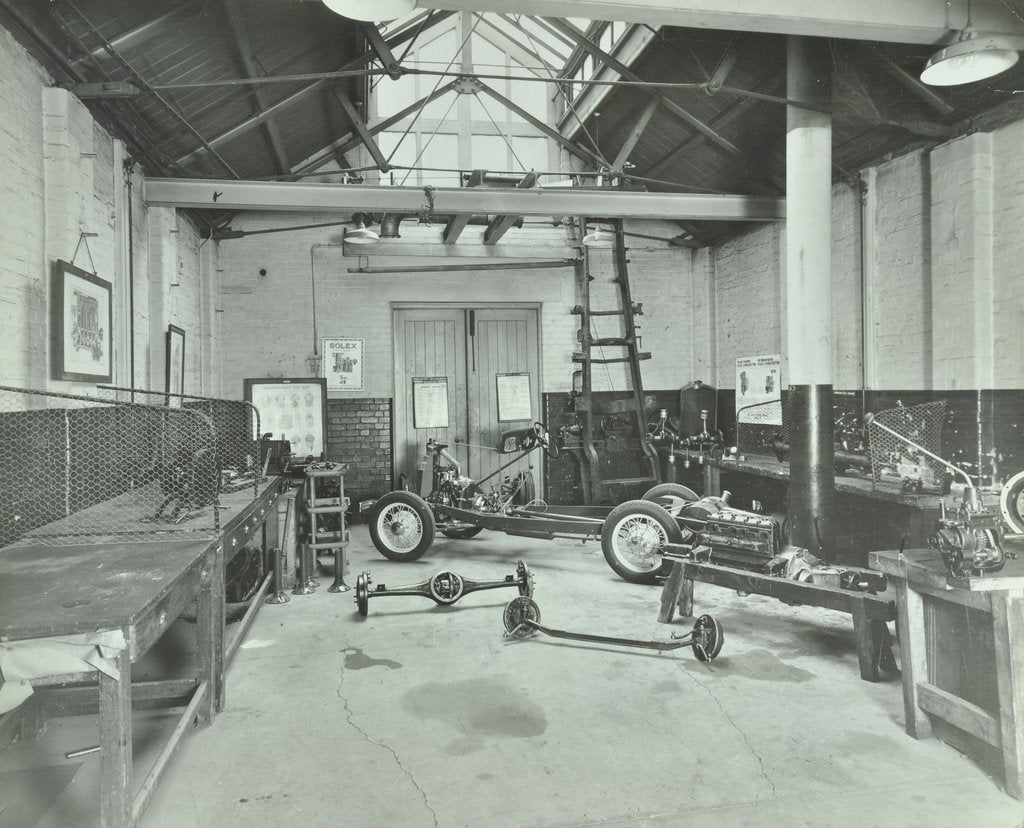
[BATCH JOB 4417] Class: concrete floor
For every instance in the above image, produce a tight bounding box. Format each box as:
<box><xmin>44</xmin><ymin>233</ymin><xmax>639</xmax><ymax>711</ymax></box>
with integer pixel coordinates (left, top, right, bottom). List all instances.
<box><xmin>3</xmin><ymin>525</ymin><xmax>1023</xmax><ymax>827</ymax></box>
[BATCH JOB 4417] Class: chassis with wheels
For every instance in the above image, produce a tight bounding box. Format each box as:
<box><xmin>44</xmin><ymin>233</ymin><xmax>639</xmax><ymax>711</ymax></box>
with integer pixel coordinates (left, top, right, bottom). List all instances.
<box><xmin>368</xmin><ymin>435</ymin><xmax>726</xmax><ymax>584</ymax></box>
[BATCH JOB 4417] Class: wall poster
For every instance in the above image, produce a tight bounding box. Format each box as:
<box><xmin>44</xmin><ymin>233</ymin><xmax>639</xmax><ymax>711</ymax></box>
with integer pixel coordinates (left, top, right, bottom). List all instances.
<box><xmin>244</xmin><ymin>377</ymin><xmax>327</xmax><ymax>459</ymax></box>
<box><xmin>322</xmin><ymin>337</ymin><xmax>364</xmax><ymax>391</ymax></box>
<box><xmin>735</xmin><ymin>354</ymin><xmax>782</xmax><ymax>425</ymax></box>
<box><xmin>52</xmin><ymin>259</ymin><xmax>112</xmax><ymax>383</ymax></box>
<box><xmin>412</xmin><ymin>377</ymin><xmax>449</xmax><ymax>429</ymax></box>
<box><xmin>496</xmin><ymin>372</ymin><xmax>532</xmax><ymax>421</ymax></box>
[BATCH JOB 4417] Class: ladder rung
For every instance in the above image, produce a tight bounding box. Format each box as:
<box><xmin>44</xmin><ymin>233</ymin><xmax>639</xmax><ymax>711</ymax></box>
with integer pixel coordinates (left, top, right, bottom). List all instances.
<box><xmin>588</xmin><ymin>337</ymin><xmax>633</xmax><ymax>347</ymax></box>
<box><xmin>573</xmin><ymin>353</ymin><xmax>651</xmax><ymax>363</ymax></box>
<box><xmin>588</xmin><ymin>309</ymin><xmax>626</xmax><ymax>316</ymax></box>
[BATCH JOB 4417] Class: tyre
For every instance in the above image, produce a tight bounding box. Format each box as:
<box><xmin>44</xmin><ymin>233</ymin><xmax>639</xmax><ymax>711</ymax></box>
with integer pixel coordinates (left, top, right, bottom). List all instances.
<box><xmin>642</xmin><ymin>483</ymin><xmax>698</xmax><ymax>516</ymax></box>
<box><xmin>601</xmin><ymin>499</ymin><xmax>684</xmax><ymax>584</ymax></box>
<box><xmin>369</xmin><ymin>491</ymin><xmax>436</xmax><ymax>561</ymax></box>
<box><xmin>510</xmin><ymin>470</ymin><xmax>536</xmax><ymax>506</ymax></box>
<box><xmin>440</xmin><ymin>526</ymin><xmax>484</xmax><ymax>539</ymax></box>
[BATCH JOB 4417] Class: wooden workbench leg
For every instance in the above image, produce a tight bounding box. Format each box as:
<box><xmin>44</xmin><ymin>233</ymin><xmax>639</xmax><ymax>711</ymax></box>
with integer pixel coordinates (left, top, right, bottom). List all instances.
<box><xmin>211</xmin><ymin>544</ymin><xmax>226</xmax><ymax>713</ymax></box>
<box><xmin>658</xmin><ymin>563</ymin><xmax>684</xmax><ymax>623</ymax></box>
<box><xmin>196</xmin><ymin>548</ymin><xmax>217</xmax><ymax>726</ymax></box>
<box><xmin>850</xmin><ymin>597</ymin><xmax>880</xmax><ymax>682</ymax></box>
<box><xmin>678</xmin><ymin>576</ymin><xmax>694</xmax><ymax>618</ymax></box>
<box><xmin>991</xmin><ymin>591</ymin><xmax>1024</xmax><ymax>798</ymax></box>
<box><xmin>894</xmin><ymin>582</ymin><xmax>932</xmax><ymax>739</ymax></box>
<box><xmin>99</xmin><ymin>646</ymin><xmax>132</xmax><ymax>828</ymax></box>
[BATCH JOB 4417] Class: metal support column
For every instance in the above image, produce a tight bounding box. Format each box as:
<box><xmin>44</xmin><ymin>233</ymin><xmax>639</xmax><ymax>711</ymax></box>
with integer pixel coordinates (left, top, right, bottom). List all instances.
<box><xmin>785</xmin><ymin>36</ymin><xmax>835</xmax><ymax>557</ymax></box>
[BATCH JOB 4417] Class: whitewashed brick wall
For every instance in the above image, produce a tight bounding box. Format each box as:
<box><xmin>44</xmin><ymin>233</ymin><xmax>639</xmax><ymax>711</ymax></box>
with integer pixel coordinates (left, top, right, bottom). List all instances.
<box><xmin>0</xmin><ymin>28</ymin><xmax>207</xmax><ymax>396</ymax></box>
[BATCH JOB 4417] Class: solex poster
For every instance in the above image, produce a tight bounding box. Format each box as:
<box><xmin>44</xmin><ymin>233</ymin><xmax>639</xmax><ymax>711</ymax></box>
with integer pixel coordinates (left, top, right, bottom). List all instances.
<box><xmin>323</xmin><ymin>337</ymin><xmax>364</xmax><ymax>391</ymax></box>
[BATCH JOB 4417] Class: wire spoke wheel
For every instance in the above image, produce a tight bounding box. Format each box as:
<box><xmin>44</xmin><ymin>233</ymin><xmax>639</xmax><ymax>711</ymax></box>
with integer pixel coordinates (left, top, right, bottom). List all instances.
<box><xmin>369</xmin><ymin>490</ymin><xmax>436</xmax><ymax>561</ymax></box>
<box><xmin>601</xmin><ymin>499</ymin><xmax>684</xmax><ymax>584</ymax></box>
<box><xmin>378</xmin><ymin>503</ymin><xmax>422</xmax><ymax>550</ymax></box>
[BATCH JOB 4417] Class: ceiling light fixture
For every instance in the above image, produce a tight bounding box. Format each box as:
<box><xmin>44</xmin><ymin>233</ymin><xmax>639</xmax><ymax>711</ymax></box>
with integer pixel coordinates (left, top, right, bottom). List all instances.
<box><xmin>582</xmin><ymin>227</ymin><xmax>615</xmax><ymax>249</ymax></box>
<box><xmin>345</xmin><ymin>212</ymin><xmax>379</xmax><ymax>244</ymax></box>
<box><xmin>920</xmin><ymin>0</ymin><xmax>1021</xmax><ymax>86</ymax></box>
<box><xmin>321</xmin><ymin>0</ymin><xmax>416</xmax><ymax>22</ymax></box>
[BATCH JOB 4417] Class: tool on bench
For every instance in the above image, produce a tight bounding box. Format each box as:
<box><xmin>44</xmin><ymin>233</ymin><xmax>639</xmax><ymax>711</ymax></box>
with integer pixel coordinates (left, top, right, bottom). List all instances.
<box><xmin>501</xmin><ymin>596</ymin><xmax>724</xmax><ymax>662</ymax></box>
<box><xmin>356</xmin><ymin>560</ymin><xmax>533</xmax><ymax>617</ymax></box>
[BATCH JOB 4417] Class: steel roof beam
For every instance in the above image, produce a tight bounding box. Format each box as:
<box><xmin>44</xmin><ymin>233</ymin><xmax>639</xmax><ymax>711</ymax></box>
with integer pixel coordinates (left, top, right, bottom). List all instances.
<box><xmin>290</xmin><ymin>81</ymin><xmax>457</xmax><ymax>176</ymax></box>
<box><xmin>222</xmin><ymin>0</ymin><xmax>290</xmax><ymax>175</ymax></box>
<box><xmin>174</xmin><ymin>9</ymin><xmax>455</xmax><ymax>165</ymax></box>
<box><xmin>547</xmin><ymin>17</ymin><xmax>784</xmax><ymax>189</ymax></box>
<box><xmin>361</xmin><ymin>22</ymin><xmax>403</xmax><ymax>80</ymax></box>
<box><xmin>416</xmin><ymin>1</ymin><xmax>1024</xmax><ymax>45</ymax></box>
<box><xmin>853</xmin><ymin>43</ymin><xmax>955</xmax><ymax>117</ymax></box>
<box><xmin>442</xmin><ymin>169</ymin><xmax>485</xmax><ymax>242</ymax></box>
<box><xmin>483</xmin><ymin>171</ymin><xmax>539</xmax><ymax>244</ymax></box>
<box><xmin>332</xmin><ymin>89</ymin><xmax>391</xmax><ymax>172</ymax></box>
<box><xmin>611</xmin><ymin>96</ymin><xmax>659</xmax><ymax>172</ymax></box>
<box><xmin>143</xmin><ymin>177</ymin><xmax>786</xmax><ymax>221</ymax></box>
<box><xmin>71</xmin><ymin>1</ymin><xmax>198</xmax><ymax>66</ymax></box>
<box><xmin>476</xmin><ymin>80</ymin><xmax>605</xmax><ymax>167</ymax></box>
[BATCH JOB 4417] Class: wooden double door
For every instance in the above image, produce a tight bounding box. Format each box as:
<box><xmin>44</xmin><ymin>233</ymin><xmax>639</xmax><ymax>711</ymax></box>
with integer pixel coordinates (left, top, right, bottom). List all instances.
<box><xmin>393</xmin><ymin>305</ymin><xmax>541</xmax><ymax>496</ymax></box>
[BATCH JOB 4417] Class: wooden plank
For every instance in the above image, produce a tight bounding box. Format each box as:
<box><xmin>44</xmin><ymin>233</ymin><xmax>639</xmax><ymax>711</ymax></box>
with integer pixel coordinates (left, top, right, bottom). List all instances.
<box><xmin>917</xmin><ymin>681</ymin><xmax>1000</xmax><ymax>746</ymax></box>
<box><xmin>226</xmin><ymin>571</ymin><xmax>272</xmax><ymax>669</ymax></box>
<box><xmin>894</xmin><ymin>582</ymin><xmax>932</xmax><ymax>739</ymax></box>
<box><xmin>38</xmin><ymin>678</ymin><xmax>197</xmax><ymax>717</ymax></box>
<box><xmin>132</xmin><ymin>680</ymin><xmax>211</xmax><ymax>825</ymax></box>
<box><xmin>991</xmin><ymin>591</ymin><xmax>1024</xmax><ymax>797</ymax></box>
<box><xmin>212</xmin><ymin>544</ymin><xmax>226</xmax><ymax>713</ymax></box>
<box><xmin>345</xmin><ymin>240</ymin><xmax>578</xmax><ymax>258</ymax></box>
<box><xmin>196</xmin><ymin>546</ymin><xmax>217</xmax><ymax>726</ymax></box>
<box><xmin>658</xmin><ymin>561</ymin><xmax>686</xmax><ymax>623</ymax></box>
<box><xmin>99</xmin><ymin>645</ymin><xmax>132</xmax><ymax>828</ymax></box>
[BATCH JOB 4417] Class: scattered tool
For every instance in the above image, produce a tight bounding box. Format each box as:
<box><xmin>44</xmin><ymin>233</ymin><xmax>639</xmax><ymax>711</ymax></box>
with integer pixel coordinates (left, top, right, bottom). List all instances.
<box><xmin>501</xmin><ymin>596</ymin><xmax>724</xmax><ymax>662</ymax></box>
<box><xmin>356</xmin><ymin>561</ymin><xmax>533</xmax><ymax>617</ymax></box>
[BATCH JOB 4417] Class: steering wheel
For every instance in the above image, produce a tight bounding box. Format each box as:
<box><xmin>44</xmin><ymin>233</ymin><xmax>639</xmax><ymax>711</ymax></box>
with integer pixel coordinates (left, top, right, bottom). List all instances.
<box><xmin>533</xmin><ymin>422</ymin><xmax>559</xmax><ymax>458</ymax></box>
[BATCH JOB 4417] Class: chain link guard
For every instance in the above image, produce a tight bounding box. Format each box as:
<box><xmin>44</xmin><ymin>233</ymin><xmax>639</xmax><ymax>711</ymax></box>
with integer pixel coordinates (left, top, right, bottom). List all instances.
<box><xmin>503</xmin><ymin>596</ymin><xmax>541</xmax><ymax>639</ymax></box>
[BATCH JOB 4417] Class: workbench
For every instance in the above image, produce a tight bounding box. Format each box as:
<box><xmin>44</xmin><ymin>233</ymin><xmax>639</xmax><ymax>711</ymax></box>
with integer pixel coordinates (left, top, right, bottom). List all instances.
<box><xmin>702</xmin><ymin>455</ymin><xmax>948</xmax><ymax>563</ymax></box>
<box><xmin>0</xmin><ymin>477</ymin><xmax>284</xmax><ymax>827</ymax></box>
<box><xmin>870</xmin><ymin>541</ymin><xmax>1024</xmax><ymax>798</ymax></box>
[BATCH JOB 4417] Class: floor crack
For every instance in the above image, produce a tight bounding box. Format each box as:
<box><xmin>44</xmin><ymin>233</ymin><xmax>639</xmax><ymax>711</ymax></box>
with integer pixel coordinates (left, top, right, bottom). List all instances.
<box><xmin>679</xmin><ymin>663</ymin><xmax>779</xmax><ymax>801</ymax></box>
<box><xmin>337</xmin><ymin>668</ymin><xmax>439</xmax><ymax>828</ymax></box>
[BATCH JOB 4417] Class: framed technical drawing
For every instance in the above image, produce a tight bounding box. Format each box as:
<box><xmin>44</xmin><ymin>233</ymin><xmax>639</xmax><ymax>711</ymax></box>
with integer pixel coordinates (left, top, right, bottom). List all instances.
<box><xmin>496</xmin><ymin>372</ymin><xmax>532</xmax><ymax>421</ymax></box>
<box><xmin>165</xmin><ymin>325</ymin><xmax>185</xmax><ymax>407</ymax></box>
<box><xmin>244</xmin><ymin>377</ymin><xmax>327</xmax><ymax>459</ymax></box>
<box><xmin>412</xmin><ymin>377</ymin><xmax>449</xmax><ymax>429</ymax></box>
<box><xmin>51</xmin><ymin>259</ymin><xmax>112</xmax><ymax>382</ymax></box>
<box><xmin>323</xmin><ymin>336</ymin><xmax>364</xmax><ymax>391</ymax></box>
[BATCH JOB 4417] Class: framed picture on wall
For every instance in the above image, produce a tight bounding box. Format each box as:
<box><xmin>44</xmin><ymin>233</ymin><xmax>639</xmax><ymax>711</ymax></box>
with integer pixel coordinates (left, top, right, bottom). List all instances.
<box><xmin>322</xmin><ymin>337</ymin><xmax>364</xmax><ymax>391</ymax></box>
<box><xmin>51</xmin><ymin>259</ymin><xmax>112</xmax><ymax>382</ymax></box>
<box><xmin>165</xmin><ymin>325</ymin><xmax>186</xmax><ymax>407</ymax></box>
<box><xmin>244</xmin><ymin>377</ymin><xmax>328</xmax><ymax>459</ymax></box>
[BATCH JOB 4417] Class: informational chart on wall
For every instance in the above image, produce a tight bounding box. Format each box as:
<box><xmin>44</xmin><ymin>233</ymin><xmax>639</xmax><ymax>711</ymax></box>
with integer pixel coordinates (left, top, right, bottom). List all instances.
<box><xmin>735</xmin><ymin>354</ymin><xmax>782</xmax><ymax>425</ymax></box>
<box><xmin>496</xmin><ymin>372</ymin><xmax>532</xmax><ymax>422</ymax></box>
<box><xmin>413</xmin><ymin>377</ymin><xmax>450</xmax><ymax>429</ymax></box>
<box><xmin>322</xmin><ymin>337</ymin><xmax>363</xmax><ymax>391</ymax></box>
<box><xmin>244</xmin><ymin>377</ymin><xmax>327</xmax><ymax>458</ymax></box>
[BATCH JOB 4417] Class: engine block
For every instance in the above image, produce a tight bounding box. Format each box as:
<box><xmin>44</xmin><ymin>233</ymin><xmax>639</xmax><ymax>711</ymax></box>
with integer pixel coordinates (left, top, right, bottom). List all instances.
<box><xmin>695</xmin><ymin>511</ymin><xmax>782</xmax><ymax>570</ymax></box>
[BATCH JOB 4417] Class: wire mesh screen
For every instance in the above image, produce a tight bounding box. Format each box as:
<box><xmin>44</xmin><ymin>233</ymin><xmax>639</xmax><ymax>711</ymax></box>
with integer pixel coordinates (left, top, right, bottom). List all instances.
<box><xmin>97</xmin><ymin>386</ymin><xmax>263</xmax><ymax>498</ymax></box>
<box><xmin>867</xmin><ymin>400</ymin><xmax>951</xmax><ymax>493</ymax></box>
<box><xmin>0</xmin><ymin>385</ymin><xmax>220</xmax><ymax>549</ymax></box>
<box><xmin>736</xmin><ymin>396</ymin><xmax>790</xmax><ymax>457</ymax></box>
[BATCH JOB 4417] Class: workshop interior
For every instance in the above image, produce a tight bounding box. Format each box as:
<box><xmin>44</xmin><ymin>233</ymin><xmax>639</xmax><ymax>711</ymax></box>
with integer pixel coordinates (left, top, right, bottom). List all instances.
<box><xmin>1</xmin><ymin>0</ymin><xmax>1023</xmax><ymax>825</ymax></box>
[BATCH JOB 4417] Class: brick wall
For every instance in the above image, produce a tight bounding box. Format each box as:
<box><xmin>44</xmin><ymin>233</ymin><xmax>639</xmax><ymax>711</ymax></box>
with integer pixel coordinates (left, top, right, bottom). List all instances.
<box><xmin>325</xmin><ymin>398</ymin><xmax>393</xmax><ymax>499</ymax></box>
<box><xmin>711</xmin><ymin>126</ymin><xmax>1024</xmax><ymax>393</ymax></box>
<box><xmin>0</xmin><ymin>28</ymin><xmax>211</xmax><ymax>397</ymax></box>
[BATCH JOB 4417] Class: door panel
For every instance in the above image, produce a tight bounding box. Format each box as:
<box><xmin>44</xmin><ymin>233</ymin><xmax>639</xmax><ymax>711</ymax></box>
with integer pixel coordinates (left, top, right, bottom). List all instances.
<box><xmin>393</xmin><ymin>308</ymin><xmax>467</xmax><ymax>494</ymax></box>
<box><xmin>467</xmin><ymin>308</ymin><xmax>541</xmax><ymax>493</ymax></box>
<box><xmin>393</xmin><ymin>305</ymin><xmax>540</xmax><ymax>499</ymax></box>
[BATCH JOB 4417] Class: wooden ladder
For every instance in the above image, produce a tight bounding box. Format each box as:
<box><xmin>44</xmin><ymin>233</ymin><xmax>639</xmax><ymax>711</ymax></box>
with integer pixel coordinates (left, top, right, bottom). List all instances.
<box><xmin>569</xmin><ymin>218</ymin><xmax>660</xmax><ymax>504</ymax></box>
